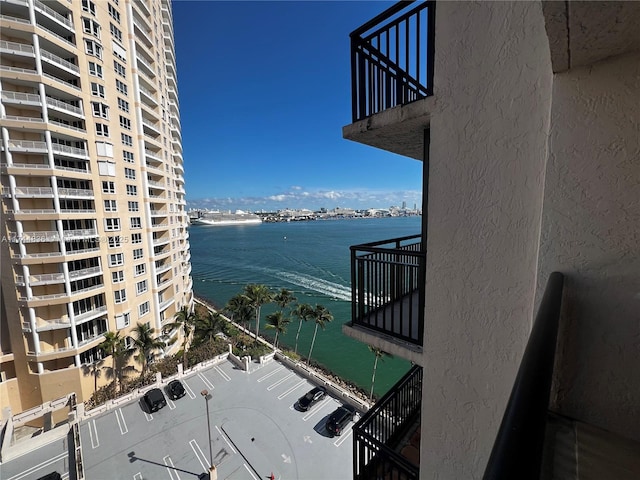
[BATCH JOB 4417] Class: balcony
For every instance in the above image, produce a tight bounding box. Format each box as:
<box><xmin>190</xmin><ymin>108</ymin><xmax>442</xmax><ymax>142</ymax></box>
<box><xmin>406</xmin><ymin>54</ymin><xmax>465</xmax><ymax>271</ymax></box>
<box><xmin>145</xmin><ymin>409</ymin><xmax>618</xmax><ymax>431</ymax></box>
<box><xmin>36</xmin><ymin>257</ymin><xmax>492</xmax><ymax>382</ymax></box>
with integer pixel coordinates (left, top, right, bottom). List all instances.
<box><xmin>353</xmin><ymin>365</ymin><xmax>422</xmax><ymax>480</ymax></box>
<box><xmin>344</xmin><ymin>1</ymin><xmax>435</xmax><ymax>160</ymax></box>
<box><xmin>343</xmin><ymin>234</ymin><xmax>424</xmax><ymax>363</ymax></box>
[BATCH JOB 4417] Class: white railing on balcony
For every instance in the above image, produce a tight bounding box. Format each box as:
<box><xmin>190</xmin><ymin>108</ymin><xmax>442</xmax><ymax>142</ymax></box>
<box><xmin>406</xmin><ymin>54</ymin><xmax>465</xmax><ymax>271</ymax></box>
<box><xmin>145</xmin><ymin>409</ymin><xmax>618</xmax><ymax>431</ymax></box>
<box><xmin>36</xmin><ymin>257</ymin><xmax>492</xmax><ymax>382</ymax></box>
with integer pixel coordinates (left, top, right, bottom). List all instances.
<box><xmin>12</xmin><ymin>186</ymin><xmax>54</xmax><ymax>196</ymax></box>
<box><xmin>147</xmin><ymin>179</ymin><xmax>165</xmax><ymax>188</ymax></box>
<box><xmin>0</xmin><ymin>65</ymin><xmax>37</xmax><ymax>76</ymax></box>
<box><xmin>12</xmin><ymin>251</ymin><xmax>63</xmax><ymax>259</ymax></box>
<box><xmin>153</xmin><ymin>237</ymin><xmax>170</xmax><ymax>245</ymax></box>
<box><xmin>155</xmin><ymin>263</ymin><xmax>171</xmax><ymax>274</ymax></box>
<box><xmin>4</xmin><ymin>162</ymin><xmax>50</xmax><ymax>170</ymax></box>
<box><xmin>40</xmin><ymin>49</ymin><xmax>79</xmax><ymax>74</ymax></box>
<box><xmin>37</xmin><ymin>23</ymin><xmax>76</xmax><ymax>49</ymax></box>
<box><xmin>144</xmin><ymin>149</ymin><xmax>161</xmax><ymax>160</ymax></box>
<box><xmin>149</xmin><ymin>209</ymin><xmax>167</xmax><ymax>216</ymax></box>
<box><xmin>66</xmin><ymin>247</ymin><xmax>100</xmax><ymax>256</ymax></box>
<box><xmin>68</xmin><ymin>265</ymin><xmax>102</xmax><ymax>279</ymax></box>
<box><xmin>157</xmin><ymin>277</ymin><xmax>172</xmax><ymax>288</ymax></box>
<box><xmin>3</xmin><ymin>115</ymin><xmax>45</xmax><ymax>124</ymax></box>
<box><xmin>15</xmin><ymin>272</ymin><xmax>66</xmax><ymax>285</ymax></box>
<box><xmin>9</xmin><ymin>230</ymin><xmax>59</xmax><ymax>241</ymax></box>
<box><xmin>19</xmin><ymin>291</ymin><xmax>68</xmax><ymax>302</ymax></box>
<box><xmin>10</xmin><ymin>209</ymin><xmax>57</xmax><ymax>216</ymax></box>
<box><xmin>158</xmin><ymin>297</ymin><xmax>174</xmax><ymax>311</ymax></box>
<box><xmin>63</xmin><ymin>228</ymin><xmax>97</xmax><ymax>238</ymax></box>
<box><xmin>142</xmin><ymin>118</ymin><xmax>160</xmax><ymax>131</ymax></box>
<box><xmin>74</xmin><ymin>305</ymin><xmax>107</xmax><ymax>323</ymax></box>
<box><xmin>57</xmin><ymin>187</ymin><xmax>93</xmax><ymax>197</ymax></box>
<box><xmin>51</xmin><ymin>144</ymin><xmax>88</xmax><ymax>157</ymax></box>
<box><xmin>36</xmin><ymin>318</ymin><xmax>71</xmax><ymax>332</ymax></box>
<box><xmin>42</xmin><ymin>72</ymin><xmax>81</xmax><ymax>91</ymax></box>
<box><xmin>1</xmin><ymin>91</ymin><xmax>41</xmax><ymax>105</ymax></box>
<box><xmin>70</xmin><ymin>284</ymin><xmax>104</xmax><ymax>297</ymax></box>
<box><xmin>77</xmin><ymin>333</ymin><xmax>106</xmax><ymax>348</ymax></box>
<box><xmin>49</xmin><ymin>119</ymin><xmax>86</xmax><ymax>133</ymax></box>
<box><xmin>46</xmin><ymin>96</ymin><xmax>83</xmax><ymax>115</ymax></box>
<box><xmin>60</xmin><ymin>208</ymin><xmax>95</xmax><ymax>214</ymax></box>
<box><xmin>54</xmin><ymin>164</ymin><xmax>89</xmax><ymax>174</ymax></box>
<box><xmin>0</xmin><ymin>40</ymin><xmax>35</xmax><ymax>55</ymax></box>
<box><xmin>34</xmin><ymin>0</ymin><xmax>73</xmax><ymax>29</ymax></box>
<box><xmin>139</xmin><ymin>85</ymin><xmax>158</xmax><ymax>102</ymax></box>
<box><xmin>0</xmin><ymin>13</ymin><xmax>31</xmax><ymax>26</ymax></box>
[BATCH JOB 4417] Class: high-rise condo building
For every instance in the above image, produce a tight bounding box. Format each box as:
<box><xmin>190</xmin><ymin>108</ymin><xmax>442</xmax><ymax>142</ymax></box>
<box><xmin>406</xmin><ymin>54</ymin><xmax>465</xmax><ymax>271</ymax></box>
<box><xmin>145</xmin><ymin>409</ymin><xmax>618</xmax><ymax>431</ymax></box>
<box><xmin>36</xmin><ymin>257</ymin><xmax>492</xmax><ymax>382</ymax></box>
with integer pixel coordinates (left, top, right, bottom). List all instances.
<box><xmin>0</xmin><ymin>0</ymin><xmax>192</xmax><ymax>413</ymax></box>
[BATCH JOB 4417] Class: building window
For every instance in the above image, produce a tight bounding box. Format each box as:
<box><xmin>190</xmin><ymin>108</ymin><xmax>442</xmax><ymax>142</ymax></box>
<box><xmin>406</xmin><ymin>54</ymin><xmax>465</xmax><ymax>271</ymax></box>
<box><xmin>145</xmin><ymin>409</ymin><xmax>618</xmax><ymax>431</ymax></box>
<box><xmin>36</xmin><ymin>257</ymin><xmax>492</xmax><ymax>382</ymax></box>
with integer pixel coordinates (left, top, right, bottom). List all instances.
<box><xmin>108</xmin><ymin>3</ymin><xmax>120</xmax><ymax>23</ymax></box>
<box><xmin>133</xmin><ymin>248</ymin><xmax>144</xmax><ymax>260</ymax></box>
<box><xmin>104</xmin><ymin>199</ymin><xmax>117</xmax><ymax>212</ymax></box>
<box><xmin>110</xmin><ymin>23</ymin><xmax>122</xmax><ymax>43</ymax></box>
<box><xmin>139</xmin><ymin>301</ymin><xmax>150</xmax><ymax>317</ymax></box>
<box><xmin>82</xmin><ymin>17</ymin><xmax>100</xmax><ymax>37</ymax></box>
<box><xmin>115</xmin><ymin>312</ymin><xmax>130</xmax><ymax>329</ymax></box>
<box><xmin>123</xmin><ymin>151</ymin><xmax>134</xmax><ymax>163</ymax></box>
<box><xmin>88</xmin><ymin>61</ymin><xmax>103</xmax><ymax>78</ymax></box>
<box><xmin>80</xmin><ymin>347</ymin><xmax>103</xmax><ymax>365</ymax></box>
<box><xmin>130</xmin><ymin>217</ymin><xmax>142</xmax><ymax>229</ymax></box>
<box><xmin>124</xmin><ymin>168</ymin><xmax>136</xmax><ymax>180</ymax></box>
<box><xmin>114</xmin><ymin>60</ymin><xmax>126</xmax><ymax>78</ymax></box>
<box><xmin>82</xmin><ymin>0</ymin><xmax>96</xmax><ymax>15</ymax></box>
<box><xmin>90</xmin><ymin>82</ymin><xmax>105</xmax><ymax>98</ymax></box>
<box><xmin>121</xmin><ymin>133</ymin><xmax>133</xmax><ymax>146</ymax></box>
<box><xmin>131</xmin><ymin>233</ymin><xmax>142</xmax><ymax>244</ymax></box>
<box><xmin>114</xmin><ymin>289</ymin><xmax>127</xmax><ymax>304</ymax></box>
<box><xmin>126</xmin><ymin>185</ymin><xmax>137</xmax><ymax>196</ymax></box>
<box><xmin>112</xmin><ymin>270</ymin><xmax>124</xmax><ymax>283</ymax></box>
<box><xmin>91</xmin><ymin>102</ymin><xmax>108</xmax><ymax>118</ymax></box>
<box><xmin>118</xmin><ymin>98</ymin><xmax>129</xmax><ymax>113</ymax></box>
<box><xmin>119</xmin><ymin>115</ymin><xmax>131</xmax><ymax>130</ymax></box>
<box><xmin>104</xmin><ymin>218</ymin><xmax>121</xmax><ymax>231</ymax></box>
<box><xmin>102</xmin><ymin>181</ymin><xmax>115</xmax><ymax>194</ymax></box>
<box><xmin>95</xmin><ymin>123</ymin><xmax>109</xmax><ymax>137</ymax></box>
<box><xmin>109</xmin><ymin>253</ymin><xmax>124</xmax><ymax>266</ymax></box>
<box><xmin>128</xmin><ymin>201</ymin><xmax>139</xmax><ymax>212</ymax></box>
<box><xmin>115</xmin><ymin>79</ymin><xmax>128</xmax><ymax>95</ymax></box>
<box><xmin>135</xmin><ymin>264</ymin><xmax>146</xmax><ymax>276</ymax></box>
<box><xmin>84</xmin><ymin>39</ymin><xmax>102</xmax><ymax>59</ymax></box>
<box><xmin>108</xmin><ymin>236</ymin><xmax>122</xmax><ymax>248</ymax></box>
<box><xmin>136</xmin><ymin>280</ymin><xmax>148</xmax><ymax>295</ymax></box>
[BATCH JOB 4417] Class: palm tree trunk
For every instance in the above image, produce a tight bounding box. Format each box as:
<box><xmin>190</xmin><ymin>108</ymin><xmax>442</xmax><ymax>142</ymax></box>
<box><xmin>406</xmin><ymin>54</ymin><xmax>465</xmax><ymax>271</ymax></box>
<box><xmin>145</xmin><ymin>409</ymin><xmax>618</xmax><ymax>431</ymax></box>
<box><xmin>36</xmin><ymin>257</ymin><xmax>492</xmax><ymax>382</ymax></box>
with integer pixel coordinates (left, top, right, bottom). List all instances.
<box><xmin>370</xmin><ymin>356</ymin><xmax>379</xmax><ymax>401</ymax></box>
<box><xmin>274</xmin><ymin>331</ymin><xmax>279</xmax><ymax>350</ymax></box>
<box><xmin>307</xmin><ymin>324</ymin><xmax>319</xmax><ymax>365</ymax></box>
<box><xmin>294</xmin><ymin>319</ymin><xmax>303</xmax><ymax>354</ymax></box>
<box><xmin>255</xmin><ymin>307</ymin><xmax>261</xmax><ymax>341</ymax></box>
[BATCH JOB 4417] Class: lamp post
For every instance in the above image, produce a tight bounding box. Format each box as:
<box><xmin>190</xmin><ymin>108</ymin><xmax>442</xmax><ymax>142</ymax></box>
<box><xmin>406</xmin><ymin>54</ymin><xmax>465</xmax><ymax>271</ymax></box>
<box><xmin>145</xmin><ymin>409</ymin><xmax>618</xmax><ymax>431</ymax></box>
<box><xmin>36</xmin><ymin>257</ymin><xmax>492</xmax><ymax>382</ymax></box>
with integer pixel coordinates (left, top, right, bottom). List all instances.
<box><xmin>200</xmin><ymin>389</ymin><xmax>216</xmax><ymax>480</ymax></box>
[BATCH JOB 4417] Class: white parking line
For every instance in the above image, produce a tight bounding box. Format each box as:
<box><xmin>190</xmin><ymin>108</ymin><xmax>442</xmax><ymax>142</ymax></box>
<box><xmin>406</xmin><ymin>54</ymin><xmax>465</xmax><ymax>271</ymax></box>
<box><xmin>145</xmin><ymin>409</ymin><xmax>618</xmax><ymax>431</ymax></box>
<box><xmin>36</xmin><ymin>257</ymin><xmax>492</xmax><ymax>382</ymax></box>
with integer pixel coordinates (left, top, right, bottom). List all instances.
<box><xmin>182</xmin><ymin>379</ymin><xmax>196</xmax><ymax>399</ymax></box>
<box><xmin>7</xmin><ymin>452</ymin><xmax>66</xmax><ymax>480</ymax></box>
<box><xmin>88</xmin><ymin>419</ymin><xmax>99</xmax><ymax>448</ymax></box>
<box><xmin>163</xmin><ymin>455</ymin><xmax>181</xmax><ymax>480</ymax></box>
<box><xmin>277</xmin><ymin>379</ymin><xmax>307</xmax><ymax>399</ymax></box>
<box><xmin>214</xmin><ymin>365</ymin><xmax>231</xmax><ymax>381</ymax></box>
<box><xmin>167</xmin><ymin>398</ymin><xmax>176</xmax><ymax>410</ymax></box>
<box><xmin>115</xmin><ymin>408</ymin><xmax>128</xmax><ymax>435</ymax></box>
<box><xmin>243</xmin><ymin>464</ymin><xmax>259</xmax><ymax>480</ymax></box>
<box><xmin>267</xmin><ymin>372</ymin><xmax>294</xmax><ymax>391</ymax></box>
<box><xmin>302</xmin><ymin>398</ymin><xmax>332</xmax><ymax>421</ymax></box>
<box><xmin>133</xmin><ymin>473</ymin><xmax>143</xmax><ymax>480</ymax></box>
<box><xmin>256</xmin><ymin>365</ymin><xmax>284</xmax><ymax>382</ymax></box>
<box><xmin>334</xmin><ymin>429</ymin><xmax>353</xmax><ymax>447</ymax></box>
<box><xmin>189</xmin><ymin>439</ymin><xmax>208</xmax><ymax>472</ymax></box>
<box><xmin>198</xmin><ymin>372</ymin><xmax>214</xmax><ymax>390</ymax></box>
<box><xmin>144</xmin><ymin>412</ymin><xmax>153</xmax><ymax>422</ymax></box>
<box><xmin>215</xmin><ymin>425</ymin><xmax>237</xmax><ymax>454</ymax></box>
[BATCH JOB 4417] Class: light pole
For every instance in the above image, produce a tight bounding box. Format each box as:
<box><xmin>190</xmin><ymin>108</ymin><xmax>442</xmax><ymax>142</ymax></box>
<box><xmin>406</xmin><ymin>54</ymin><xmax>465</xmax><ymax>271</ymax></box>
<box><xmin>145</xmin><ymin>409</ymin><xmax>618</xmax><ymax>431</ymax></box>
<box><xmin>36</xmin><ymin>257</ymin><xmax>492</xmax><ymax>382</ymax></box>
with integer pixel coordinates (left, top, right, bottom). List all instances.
<box><xmin>200</xmin><ymin>389</ymin><xmax>216</xmax><ymax>480</ymax></box>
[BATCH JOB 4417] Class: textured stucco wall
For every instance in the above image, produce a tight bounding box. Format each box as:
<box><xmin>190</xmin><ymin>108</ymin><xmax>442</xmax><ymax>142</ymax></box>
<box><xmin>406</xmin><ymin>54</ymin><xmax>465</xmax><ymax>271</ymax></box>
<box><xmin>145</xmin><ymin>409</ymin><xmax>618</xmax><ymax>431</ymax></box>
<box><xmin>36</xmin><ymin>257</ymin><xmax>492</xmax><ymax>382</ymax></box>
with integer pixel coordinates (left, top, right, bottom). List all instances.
<box><xmin>422</xmin><ymin>1</ymin><xmax>553</xmax><ymax>478</ymax></box>
<box><xmin>538</xmin><ymin>51</ymin><xmax>640</xmax><ymax>442</ymax></box>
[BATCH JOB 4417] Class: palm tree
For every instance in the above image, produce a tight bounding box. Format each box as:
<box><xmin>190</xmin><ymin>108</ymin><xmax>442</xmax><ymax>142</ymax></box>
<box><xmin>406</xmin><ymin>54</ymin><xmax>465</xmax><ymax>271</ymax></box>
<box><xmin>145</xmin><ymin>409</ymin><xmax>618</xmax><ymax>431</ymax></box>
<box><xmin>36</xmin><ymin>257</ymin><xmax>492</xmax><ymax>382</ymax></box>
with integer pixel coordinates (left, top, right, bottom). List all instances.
<box><xmin>307</xmin><ymin>305</ymin><xmax>333</xmax><ymax>365</ymax></box>
<box><xmin>100</xmin><ymin>331</ymin><xmax>122</xmax><ymax>391</ymax></box>
<box><xmin>265</xmin><ymin>311</ymin><xmax>290</xmax><ymax>349</ymax></box>
<box><xmin>225</xmin><ymin>293</ymin><xmax>253</xmax><ymax>331</ymax></box>
<box><xmin>369</xmin><ymin>347</ymin><xmax>390</xmax><ymax>401</ymax></box>
<box><xmin>292</xmin><ymin>303</ymin><xmax>313</xmax><ymax>354</ymax></box>
<box><xmin>165</xmin><ymin>305</ymin><xmax>196</xmax><ymax>368</ymax></box>
<box><xmin>196</xmin><ymin>310</ymin><xmax>225</xmax><ymax>345</ymax></box>
<box><xmin>242</xmin><ymin>284</ymin><xmax>273</xmax><ymax>342</ymax></box>
<box><xmin>132</xmin><ymin>322</ymin><xmax>165</xmax><ymax>379</ymax></box>
<box><xmin>81</xmin><ymin>356</ymin><xmax>104</xmax><ymax>396</ymax></box>
<box><xmin>274</xmin><ymin>288</ymin><xmax>296</xmax><ymax>314</ymax></box>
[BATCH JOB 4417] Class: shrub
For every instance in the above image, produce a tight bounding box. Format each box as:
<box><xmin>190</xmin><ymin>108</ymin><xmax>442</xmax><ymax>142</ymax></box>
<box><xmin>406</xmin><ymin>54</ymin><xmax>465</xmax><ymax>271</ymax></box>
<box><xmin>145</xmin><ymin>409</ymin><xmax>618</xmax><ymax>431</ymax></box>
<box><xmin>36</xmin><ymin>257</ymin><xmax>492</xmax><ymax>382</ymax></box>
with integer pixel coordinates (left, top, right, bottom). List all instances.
<box><xmin>151</xmin><ymin>355</ymin><xmax>180</xmax><ymax>378</ymax></box>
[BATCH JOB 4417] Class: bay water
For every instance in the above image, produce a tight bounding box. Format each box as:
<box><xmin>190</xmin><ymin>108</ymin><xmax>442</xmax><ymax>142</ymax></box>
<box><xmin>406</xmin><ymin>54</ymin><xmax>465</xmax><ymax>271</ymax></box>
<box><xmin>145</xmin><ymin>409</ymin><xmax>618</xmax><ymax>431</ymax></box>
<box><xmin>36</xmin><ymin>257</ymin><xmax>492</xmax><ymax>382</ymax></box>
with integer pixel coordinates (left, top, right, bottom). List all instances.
<box><xmin>188</xmin><ymin>215</ymin><xmax>421</xmax><ymax>397</ymax></box>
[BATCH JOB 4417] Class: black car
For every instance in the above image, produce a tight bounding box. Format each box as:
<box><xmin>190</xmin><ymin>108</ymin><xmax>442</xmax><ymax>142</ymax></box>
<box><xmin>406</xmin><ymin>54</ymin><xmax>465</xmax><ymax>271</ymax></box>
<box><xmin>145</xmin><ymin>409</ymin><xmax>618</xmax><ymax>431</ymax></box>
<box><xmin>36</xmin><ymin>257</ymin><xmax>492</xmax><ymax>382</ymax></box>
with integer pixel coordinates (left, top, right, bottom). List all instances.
<box><xmin>326</xmin><ymin>404</ymin><xmax>356</xmax><ymax>436</ymax></box>
<box><xmin>36</xmin><ymin>474</ymin><xmax>61</xmax><ymax>480</ymax></box>
<box><xmin>166</xmin><ymin>379</ymin><xmax>186</xmax><ymax>400</ymax></box>
<box><xmin>297</xmin><ymin>386</ymin><xmax>327</xmax><ymax>411</ymax></box>
<box><xmin>143</xmin><ymin>388</ymin><xmax>167</xmax><ymax>412</ymax></box>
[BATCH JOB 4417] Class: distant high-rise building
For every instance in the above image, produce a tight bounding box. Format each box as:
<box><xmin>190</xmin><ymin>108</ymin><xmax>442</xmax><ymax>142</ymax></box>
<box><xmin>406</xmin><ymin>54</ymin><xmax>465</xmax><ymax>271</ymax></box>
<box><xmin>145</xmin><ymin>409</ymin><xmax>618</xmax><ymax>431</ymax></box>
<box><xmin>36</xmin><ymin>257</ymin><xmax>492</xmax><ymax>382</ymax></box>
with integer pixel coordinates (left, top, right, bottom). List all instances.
<box><xmin>0</xmin><ymin>0</ymin><xmax>192</xmax><ymax>412</ymax></box>
<box><xmin>402</xmin><ymin>201</ymin><xmax>406</xmax><ymax>209</ymax></box>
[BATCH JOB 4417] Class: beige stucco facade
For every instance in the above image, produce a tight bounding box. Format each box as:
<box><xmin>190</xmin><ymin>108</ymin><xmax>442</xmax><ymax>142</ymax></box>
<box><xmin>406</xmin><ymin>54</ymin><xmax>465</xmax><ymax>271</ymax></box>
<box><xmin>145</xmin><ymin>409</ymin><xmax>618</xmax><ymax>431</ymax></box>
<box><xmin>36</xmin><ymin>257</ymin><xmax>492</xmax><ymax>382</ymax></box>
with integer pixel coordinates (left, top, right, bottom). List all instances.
<box><xmin>1</xmin><ymin>0</ymin><xmax>192</xmax><ymax>413</ymax></box>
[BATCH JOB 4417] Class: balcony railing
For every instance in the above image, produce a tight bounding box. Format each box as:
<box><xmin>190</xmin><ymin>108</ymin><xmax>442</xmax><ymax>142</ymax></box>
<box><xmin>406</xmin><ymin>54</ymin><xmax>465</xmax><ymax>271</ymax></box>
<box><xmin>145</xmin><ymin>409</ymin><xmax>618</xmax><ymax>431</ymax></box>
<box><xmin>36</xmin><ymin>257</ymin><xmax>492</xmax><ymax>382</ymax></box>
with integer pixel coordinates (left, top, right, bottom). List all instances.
<box><xmin>353</xmin><ymin>364</ymin><xmax>422</xmax><ymax>480</ymax></box>
<box><xmin>350</xmin><ymin>1</ymin><xmax>435</xmax><ymax>122</ymax></box>
<box><xmin>350</xmin><ymin>234</ymin><xmax>425</xmax><ymax>345</ymax></box>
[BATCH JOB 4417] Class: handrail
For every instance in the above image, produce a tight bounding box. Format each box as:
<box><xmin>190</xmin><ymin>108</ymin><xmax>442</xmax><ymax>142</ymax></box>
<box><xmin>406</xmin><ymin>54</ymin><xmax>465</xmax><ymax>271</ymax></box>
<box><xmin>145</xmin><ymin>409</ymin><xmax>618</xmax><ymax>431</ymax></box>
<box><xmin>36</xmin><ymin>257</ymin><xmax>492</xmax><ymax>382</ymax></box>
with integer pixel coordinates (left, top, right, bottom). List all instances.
<box><xmin>483</xmin><ymin>272</ymin><xmax>565</xmax><ymax>480</ymax></box>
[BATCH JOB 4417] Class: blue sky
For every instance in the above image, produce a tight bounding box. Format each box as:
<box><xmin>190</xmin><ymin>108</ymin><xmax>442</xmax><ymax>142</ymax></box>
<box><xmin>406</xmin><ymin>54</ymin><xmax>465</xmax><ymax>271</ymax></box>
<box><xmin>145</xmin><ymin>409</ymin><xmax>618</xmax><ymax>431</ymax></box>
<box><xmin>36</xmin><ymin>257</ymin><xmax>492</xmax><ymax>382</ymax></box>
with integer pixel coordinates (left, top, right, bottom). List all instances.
<box><xmin>173</xmin><ymin>1</ymin><xmax>423</xmax><ymax>212</ymax></box>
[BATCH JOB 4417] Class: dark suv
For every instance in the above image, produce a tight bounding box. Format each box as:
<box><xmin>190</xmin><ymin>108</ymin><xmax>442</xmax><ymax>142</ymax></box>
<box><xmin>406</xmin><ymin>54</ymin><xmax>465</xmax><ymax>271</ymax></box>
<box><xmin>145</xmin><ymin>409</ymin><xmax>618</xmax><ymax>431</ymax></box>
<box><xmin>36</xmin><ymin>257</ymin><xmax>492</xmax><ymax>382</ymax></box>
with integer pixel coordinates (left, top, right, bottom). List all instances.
<box><xmin>325</xmin><ymin>404</ymin><xmax>356</xmax><ymax>436</ymax></box>
<box><xmin>297</xmin><ymin>386</ymin><xmax>327</xmax><ymax>412</ymax></box>
<box><xmin>143</xmin><ymin>388</ymin><xmax>167</xmax><ymax>412</ymax></box>
<box><xmin>166</xmin><ymin>380</ymin><xmax>186</xmax><ymax>400</ymax></box>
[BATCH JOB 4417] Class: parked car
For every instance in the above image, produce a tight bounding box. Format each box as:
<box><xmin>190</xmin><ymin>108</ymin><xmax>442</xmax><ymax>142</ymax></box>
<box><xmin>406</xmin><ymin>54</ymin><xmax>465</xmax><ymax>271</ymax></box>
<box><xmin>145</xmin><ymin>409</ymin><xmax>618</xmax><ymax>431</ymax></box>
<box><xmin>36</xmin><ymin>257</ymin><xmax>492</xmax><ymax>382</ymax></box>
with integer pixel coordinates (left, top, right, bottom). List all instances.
<box><xmin>36</xmin><ymin>473</ymin><xmax>61</xmax><ymax>480</ymax></box>
<box><xmin>143</xmin><ymin>388</ymin><xmax>167</xmax><ymax>412</ymax></box>
<box><xmin>325</xmin><ymin>404</ymin><xmax>357</xmax><ymax>436</ymax></box>
<box><xmin>166</xmin><ymin>379</ymin><xmax>186</xmax><ymax>400</ymax></box>
<box><xmin>297</xmin><ymin>386</ymin><xmax>327</xmax><ymax>412</ymax></box>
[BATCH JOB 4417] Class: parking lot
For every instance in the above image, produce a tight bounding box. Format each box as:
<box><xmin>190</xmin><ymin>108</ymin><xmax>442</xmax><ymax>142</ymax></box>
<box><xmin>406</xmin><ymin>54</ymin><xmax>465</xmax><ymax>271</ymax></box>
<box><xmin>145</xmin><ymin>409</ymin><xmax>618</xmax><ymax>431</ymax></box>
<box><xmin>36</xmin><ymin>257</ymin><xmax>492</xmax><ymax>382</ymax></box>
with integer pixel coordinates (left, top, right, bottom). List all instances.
<box><xmin>2</xmin><ymin>359</ymin><xmax>357</xmax><ymax>480</ymax></box>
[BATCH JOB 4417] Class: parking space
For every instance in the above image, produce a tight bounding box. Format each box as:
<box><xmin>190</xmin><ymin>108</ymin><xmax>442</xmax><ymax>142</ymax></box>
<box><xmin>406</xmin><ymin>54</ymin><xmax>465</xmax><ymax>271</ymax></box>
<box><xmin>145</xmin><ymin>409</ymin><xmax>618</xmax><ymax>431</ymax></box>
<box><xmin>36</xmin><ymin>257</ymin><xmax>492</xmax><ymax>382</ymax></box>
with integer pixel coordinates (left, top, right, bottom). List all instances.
<box><xmin>1</xmin><ymin>436</ymin><xmax>70</xmax><ymax>480</ymax></box>
<box><xmin>79</xmin><ymin>359</ymin><xmax>356</xmax><ymax>479</ymax></box>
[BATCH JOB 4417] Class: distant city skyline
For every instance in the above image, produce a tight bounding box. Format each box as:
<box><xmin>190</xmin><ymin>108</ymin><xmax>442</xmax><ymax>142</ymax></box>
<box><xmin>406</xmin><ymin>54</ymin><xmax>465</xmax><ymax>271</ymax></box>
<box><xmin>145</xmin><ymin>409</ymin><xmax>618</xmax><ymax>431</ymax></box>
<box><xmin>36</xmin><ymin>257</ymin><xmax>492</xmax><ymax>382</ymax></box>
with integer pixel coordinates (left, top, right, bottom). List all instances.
<box><xmin>173</xmin><ymin>1</ymin><xmax>421</xmax><ymax>212</ymax></box>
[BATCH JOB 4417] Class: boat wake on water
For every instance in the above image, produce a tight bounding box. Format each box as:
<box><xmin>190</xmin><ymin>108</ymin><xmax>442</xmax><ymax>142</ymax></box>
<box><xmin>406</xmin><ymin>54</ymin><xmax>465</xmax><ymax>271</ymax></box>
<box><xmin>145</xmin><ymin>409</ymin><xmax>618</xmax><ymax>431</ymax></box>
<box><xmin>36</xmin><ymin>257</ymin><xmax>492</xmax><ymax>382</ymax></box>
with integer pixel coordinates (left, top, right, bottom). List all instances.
<box><xmin>276</xmin><ymin>271</ymin><xmax>352</xmax><ymax>302</ymax></box>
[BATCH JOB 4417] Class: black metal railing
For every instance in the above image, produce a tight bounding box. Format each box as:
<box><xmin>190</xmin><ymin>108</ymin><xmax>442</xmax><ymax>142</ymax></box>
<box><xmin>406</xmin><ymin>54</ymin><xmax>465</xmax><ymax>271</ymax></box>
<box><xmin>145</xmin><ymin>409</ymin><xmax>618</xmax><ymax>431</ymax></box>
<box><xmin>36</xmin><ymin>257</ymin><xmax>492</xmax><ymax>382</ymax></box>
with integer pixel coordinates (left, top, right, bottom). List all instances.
<box><xmin>350</xmin><ymin>1</ymin><xmax>435</xmax><ymax>122</ymax></box>
<box><xmin>353</xmin><ymin>364</ymin><xmax>423</xmax><ymax>479</ymax></box>
<box><xmin>350</xmin><ymin>234</ymin><xmax>425</xmax><ymax>345</ymax></box>
<box><xmin>483</xmin><ymin>272</ymin><xmax>565</xmax><ymax>480</ymax></box>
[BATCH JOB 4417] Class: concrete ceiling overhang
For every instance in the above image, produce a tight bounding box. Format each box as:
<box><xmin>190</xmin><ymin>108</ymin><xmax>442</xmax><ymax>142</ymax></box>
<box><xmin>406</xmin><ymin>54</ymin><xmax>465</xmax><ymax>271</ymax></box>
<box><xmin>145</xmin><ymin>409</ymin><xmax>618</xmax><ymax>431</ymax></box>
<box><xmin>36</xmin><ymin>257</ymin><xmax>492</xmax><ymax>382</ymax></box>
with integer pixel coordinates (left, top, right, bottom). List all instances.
<box><xmin>543</xmin><ymin>1</ymin><xmax>640</xmax><ymax>73</ymax></box>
